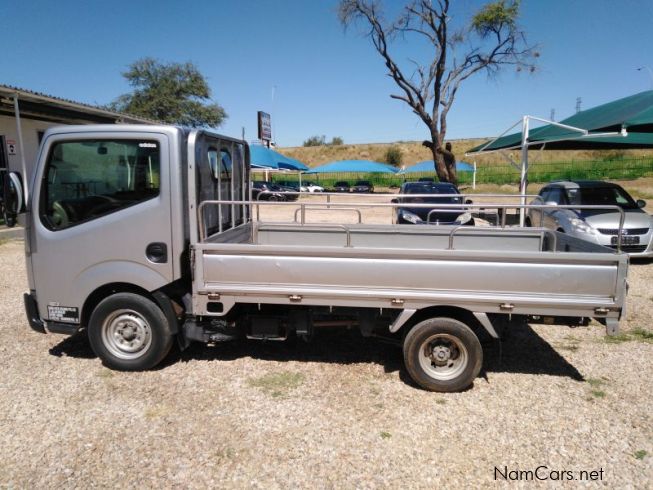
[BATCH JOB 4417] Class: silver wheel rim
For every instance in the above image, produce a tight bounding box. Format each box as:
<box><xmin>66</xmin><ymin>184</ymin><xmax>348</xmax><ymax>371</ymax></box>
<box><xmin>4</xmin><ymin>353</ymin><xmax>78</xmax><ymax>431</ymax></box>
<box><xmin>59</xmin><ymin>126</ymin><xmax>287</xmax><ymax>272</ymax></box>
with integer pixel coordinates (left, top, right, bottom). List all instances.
<box><xmin>101</xmin><ymin>309</ymin><xmax>152</xmax><ymax>360</ymax></box>
<box><xmin>418</xmin><ymin>333</ymin><xmax>468</xmax><ymax>381</ymax></box>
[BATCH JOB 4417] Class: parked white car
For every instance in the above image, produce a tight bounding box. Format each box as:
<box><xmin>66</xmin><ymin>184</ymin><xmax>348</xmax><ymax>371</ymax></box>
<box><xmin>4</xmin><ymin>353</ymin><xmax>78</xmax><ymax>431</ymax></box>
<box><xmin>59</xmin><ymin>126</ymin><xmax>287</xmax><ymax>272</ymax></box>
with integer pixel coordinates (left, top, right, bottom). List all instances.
<box><xmin>527</xmin><ymin>180</ymin><xmax>653</xmax><ymax>257</ymax></box>
<box><xmin>300</xmin><ymin>181</ymin><xmax>324</xmax><ymax>193</ymax></box>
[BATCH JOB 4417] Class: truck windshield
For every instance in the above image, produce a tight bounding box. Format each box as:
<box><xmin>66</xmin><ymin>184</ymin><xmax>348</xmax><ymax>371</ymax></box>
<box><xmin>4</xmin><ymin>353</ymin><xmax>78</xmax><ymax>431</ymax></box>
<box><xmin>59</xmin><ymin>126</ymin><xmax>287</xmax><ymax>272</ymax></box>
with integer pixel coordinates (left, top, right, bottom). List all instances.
<box><xmin>40</xmin><ymin>139</ymin><xmax>160</xmax><ymax>230</ymax></box>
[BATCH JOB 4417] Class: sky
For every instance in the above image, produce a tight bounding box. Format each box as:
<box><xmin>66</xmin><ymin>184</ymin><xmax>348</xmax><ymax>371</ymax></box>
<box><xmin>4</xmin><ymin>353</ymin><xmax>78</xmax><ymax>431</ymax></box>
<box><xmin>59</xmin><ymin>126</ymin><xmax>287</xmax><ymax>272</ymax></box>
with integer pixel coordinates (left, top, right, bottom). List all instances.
<box><xmin>2</xmin><ymin>0</ymin><xmax>653</xmax><ymax>147</ymax></box>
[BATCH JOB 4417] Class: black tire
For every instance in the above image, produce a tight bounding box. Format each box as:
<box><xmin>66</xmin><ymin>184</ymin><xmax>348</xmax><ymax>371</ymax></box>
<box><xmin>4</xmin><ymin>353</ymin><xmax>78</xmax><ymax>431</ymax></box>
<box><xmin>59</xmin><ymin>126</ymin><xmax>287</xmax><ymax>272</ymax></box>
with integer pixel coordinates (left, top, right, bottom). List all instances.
<box><xmin>403</xmin><ymin>317</ymin><xmax>482</xmax><ymax>392</ymax></box>
<box><xmin>88</xmin><ymin>293</ymin><xmax>173</xmax><ymax>371</ymax></box>
<box><xmin>524</xmin><ymin>217</ymin><xmax>532</xmax><ymax>227</ymax></box>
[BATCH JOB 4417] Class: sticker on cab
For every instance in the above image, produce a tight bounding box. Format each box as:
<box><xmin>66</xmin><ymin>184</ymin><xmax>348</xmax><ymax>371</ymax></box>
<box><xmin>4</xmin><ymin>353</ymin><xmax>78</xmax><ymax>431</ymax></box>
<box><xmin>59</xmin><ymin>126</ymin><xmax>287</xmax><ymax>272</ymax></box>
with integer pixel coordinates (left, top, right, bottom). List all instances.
<box><xmin>47</xmin><ymin>305</ymin><xmax>79</xmax><ymax>324</ymax></box>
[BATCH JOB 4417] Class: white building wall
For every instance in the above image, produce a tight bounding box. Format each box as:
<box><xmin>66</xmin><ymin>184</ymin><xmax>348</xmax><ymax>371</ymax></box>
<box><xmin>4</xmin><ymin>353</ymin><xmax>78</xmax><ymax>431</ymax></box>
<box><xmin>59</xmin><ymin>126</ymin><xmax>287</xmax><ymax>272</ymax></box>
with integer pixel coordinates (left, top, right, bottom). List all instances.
<box><xmin>0</xmin><ymin>114</ymin><xmax>62</xmax><ymax>179</ymax></box>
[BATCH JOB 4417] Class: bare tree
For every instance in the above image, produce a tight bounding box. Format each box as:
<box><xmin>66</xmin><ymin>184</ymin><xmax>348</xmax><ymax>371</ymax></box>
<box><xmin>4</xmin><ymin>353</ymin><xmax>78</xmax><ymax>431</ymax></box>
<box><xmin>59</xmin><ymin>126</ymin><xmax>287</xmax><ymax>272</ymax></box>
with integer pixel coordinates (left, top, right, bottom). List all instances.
<box><xmin>339</xmin><ymin>0</ymin><xmax>538</xmax><ymax>184</ymax></box>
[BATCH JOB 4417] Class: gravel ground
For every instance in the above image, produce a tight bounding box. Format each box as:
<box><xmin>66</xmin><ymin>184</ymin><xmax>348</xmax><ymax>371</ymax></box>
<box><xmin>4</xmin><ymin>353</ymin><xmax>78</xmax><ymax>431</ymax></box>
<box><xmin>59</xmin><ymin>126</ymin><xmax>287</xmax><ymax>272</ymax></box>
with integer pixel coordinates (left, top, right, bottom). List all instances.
<box><xmin>1</xmin><ymin>204</ymin><xmax>652</xmax><ymax>487</ymax></box>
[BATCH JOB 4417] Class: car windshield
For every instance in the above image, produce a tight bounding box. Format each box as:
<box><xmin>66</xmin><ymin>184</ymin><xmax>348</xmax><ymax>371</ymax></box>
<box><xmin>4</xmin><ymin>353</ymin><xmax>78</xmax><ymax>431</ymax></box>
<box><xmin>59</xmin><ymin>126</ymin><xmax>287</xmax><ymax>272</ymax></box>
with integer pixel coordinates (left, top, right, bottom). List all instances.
<box><xmin>355</xmin><ymin>181</ymin><xmax>370</xmax><ymax>186</ymax></box>
<box><xmin>335</xmin><ymin>181</ymin><xmax>349</xmax><ymax>186</ymax></box>
<box><xmin>566</xmin><ymin>186</ymin><xmax>638</xmax><ymax>210</ymax></box>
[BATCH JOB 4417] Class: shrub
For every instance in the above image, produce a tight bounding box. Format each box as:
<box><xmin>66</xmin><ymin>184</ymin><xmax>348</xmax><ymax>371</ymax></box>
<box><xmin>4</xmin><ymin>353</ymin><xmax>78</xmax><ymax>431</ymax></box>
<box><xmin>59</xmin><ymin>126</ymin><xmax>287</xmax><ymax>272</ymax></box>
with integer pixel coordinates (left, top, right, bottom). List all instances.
<box><xmin>303</xmin><ymin>135</ymin><xmax>326</xmax><ymax>147</ymax></box>
<box><xmin>385</xmin><ymin>146</ymin><xmax>403</xmax><ymax>167</ymax></box>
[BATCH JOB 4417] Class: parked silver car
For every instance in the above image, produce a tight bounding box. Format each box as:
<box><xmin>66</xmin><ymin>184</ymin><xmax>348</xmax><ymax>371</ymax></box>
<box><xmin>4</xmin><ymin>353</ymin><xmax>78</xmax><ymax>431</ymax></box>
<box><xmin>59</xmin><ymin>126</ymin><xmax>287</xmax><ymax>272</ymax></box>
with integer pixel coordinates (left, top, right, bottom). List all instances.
<box><xmin>527</xmin><ymin>181</ymin><xmax>653</xmax><ymax>256</ymax></box>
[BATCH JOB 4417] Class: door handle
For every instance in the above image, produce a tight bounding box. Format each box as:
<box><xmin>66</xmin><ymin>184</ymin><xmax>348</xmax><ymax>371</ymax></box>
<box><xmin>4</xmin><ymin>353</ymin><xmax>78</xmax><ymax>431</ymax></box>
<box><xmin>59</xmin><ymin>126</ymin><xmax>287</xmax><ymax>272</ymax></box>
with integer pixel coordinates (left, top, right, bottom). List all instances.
<box><xmin>146</xmin><ymin>242</ymin><xmax>168</xmax><ymax>263</ymax></box>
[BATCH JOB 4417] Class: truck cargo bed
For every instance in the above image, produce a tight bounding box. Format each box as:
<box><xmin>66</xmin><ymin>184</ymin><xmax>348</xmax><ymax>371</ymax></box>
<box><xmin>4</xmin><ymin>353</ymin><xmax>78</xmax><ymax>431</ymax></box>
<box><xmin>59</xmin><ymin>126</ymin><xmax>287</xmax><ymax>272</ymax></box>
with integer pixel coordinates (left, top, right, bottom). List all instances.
<box><xmin>194</xmin><ymin>222</ymin><xmax>627</xmax><ymax>329</ymax></box>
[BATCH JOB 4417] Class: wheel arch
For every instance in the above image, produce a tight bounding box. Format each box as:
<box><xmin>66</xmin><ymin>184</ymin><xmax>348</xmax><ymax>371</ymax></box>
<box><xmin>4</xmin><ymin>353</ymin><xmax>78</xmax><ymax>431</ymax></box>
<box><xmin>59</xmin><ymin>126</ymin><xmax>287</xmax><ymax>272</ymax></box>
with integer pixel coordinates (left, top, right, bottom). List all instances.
<box><xmin>397</xmin><ymin>305</ymin><xmax>490</xmax><ymax>340</ymax></box>
<box><xmin>81</xmin><ymin>283</ymin><xmax>179</xmax><ymax>334</ymax></box>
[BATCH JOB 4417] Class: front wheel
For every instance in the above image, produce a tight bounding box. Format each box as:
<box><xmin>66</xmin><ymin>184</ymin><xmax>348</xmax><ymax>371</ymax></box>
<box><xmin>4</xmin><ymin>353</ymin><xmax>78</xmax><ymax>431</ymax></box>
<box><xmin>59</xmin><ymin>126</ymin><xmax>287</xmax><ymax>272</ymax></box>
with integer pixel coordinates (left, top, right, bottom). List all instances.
<box><xmin>403</xmin><ymin>317</ymin><xmax>482</xmax><ymax>392</ymax></box>
<box><xmin>88</xmin><ymin>293</ymin><xmax>173</xmax><ymax>371</ymax></box>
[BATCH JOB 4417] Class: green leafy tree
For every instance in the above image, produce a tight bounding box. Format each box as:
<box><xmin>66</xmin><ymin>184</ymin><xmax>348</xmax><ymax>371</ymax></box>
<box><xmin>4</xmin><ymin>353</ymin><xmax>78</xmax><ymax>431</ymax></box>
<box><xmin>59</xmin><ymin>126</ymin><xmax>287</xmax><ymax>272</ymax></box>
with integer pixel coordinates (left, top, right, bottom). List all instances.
<box><xmin>112</xmin><ymin>58</ymin><xmax>227</xmax><ymax>127</ymax></box>
<box><xmin>339</xmin><ymin>0</ymin><xmax>538</xmax><ymax>184</ymax></box>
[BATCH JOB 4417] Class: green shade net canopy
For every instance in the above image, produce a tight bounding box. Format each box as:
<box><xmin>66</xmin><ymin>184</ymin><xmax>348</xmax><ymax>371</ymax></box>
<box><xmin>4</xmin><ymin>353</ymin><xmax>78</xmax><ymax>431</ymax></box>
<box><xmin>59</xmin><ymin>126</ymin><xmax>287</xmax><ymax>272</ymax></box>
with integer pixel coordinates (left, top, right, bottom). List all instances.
<box><xmin>468</xmin><ymin>90</ymin><xmax>653</xmax><ymax>153</ymax></box>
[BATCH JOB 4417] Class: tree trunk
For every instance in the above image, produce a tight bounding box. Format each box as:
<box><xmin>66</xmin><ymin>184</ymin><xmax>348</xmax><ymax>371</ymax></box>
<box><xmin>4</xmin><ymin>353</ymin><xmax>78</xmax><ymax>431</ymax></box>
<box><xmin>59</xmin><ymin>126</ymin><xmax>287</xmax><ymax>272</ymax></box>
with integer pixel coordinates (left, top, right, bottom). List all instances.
<box><xmin>423</xmin><ymin>140</ymin><xmax>450</xmax><ymax>182</ymax></box>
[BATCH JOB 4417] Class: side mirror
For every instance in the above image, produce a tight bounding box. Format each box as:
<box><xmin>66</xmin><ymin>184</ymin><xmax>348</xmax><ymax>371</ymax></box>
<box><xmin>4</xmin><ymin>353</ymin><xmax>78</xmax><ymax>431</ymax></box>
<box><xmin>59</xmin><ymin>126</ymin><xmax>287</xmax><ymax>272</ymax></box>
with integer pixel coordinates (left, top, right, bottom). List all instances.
<box><xmin>637</xmin><ymin>199</ymin><xmax>646</xmax><ymax>209</ymax></box>
<box><xmin>2</xmin><ymin>172</ymin><xmax>25</xmax><ymax>227</ymax></box>
<box><xmin>465</xmin><ymin>199</ymin><xmax>473</xmax><ymax>205</ymax></box>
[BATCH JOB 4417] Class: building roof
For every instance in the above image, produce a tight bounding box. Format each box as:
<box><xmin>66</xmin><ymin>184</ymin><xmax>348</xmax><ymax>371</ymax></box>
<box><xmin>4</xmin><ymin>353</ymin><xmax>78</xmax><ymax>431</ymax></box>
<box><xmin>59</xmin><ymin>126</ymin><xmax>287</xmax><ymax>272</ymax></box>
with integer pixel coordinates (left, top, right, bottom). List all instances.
<box><xmin>0</xmin><ymin>84</ymin><xmax>156</xmax><ymax>125</ymax></box>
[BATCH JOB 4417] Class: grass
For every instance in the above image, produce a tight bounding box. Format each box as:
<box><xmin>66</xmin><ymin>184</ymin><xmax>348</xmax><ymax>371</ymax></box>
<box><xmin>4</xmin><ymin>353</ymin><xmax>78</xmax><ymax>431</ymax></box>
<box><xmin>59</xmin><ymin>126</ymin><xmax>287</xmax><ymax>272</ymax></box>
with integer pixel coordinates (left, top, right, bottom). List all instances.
<box><xmin>601</xmin><ymin>328</ymin><xmax>653</xmax><ymax>344</ymax></box>
<box><xmin>586</xmin><ymin>378</ymin><xmax>605</xmax><ymax>388</ymax></box>
<box><xmin>144</xmin><ymin>405</ymin><xmax>171</xmax><ymax>419</ymax></box>
<box><xmin>247</xmin><ymin>371</ymin><xmax>305</xmax><ymax>398</ymax></box>
<box><xmin>634</xmin><ymin>450</ymin><xmax>648</xmax><ymax>460</ymax></box>
<box><xmin>586</xmin><ymin>378</ymin><xmax>608</xmax><ymax>400</ymax></box>
<box><xmin>380</xmin><ymin>431</ymin><xmax>392</xmax><ymax>439</ymax></box>
<box><xmin>276</xmin><ymin>138</ymin><xmax>653</xmax><ymax>187</ymax></box>
<box><xmin>258</xmin><ymin>155</ymin><xmax>653</xmax><ymax>189</ymax></box>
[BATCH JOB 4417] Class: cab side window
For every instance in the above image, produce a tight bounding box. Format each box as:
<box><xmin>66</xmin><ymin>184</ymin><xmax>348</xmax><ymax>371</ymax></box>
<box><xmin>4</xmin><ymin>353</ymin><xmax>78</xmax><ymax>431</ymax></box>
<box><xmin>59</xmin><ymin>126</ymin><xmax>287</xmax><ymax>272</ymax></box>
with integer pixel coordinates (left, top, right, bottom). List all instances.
<box><xmin>40</xmin><ymin>139</ymin><xmax>160</xmax><ymax>230</ymax></box>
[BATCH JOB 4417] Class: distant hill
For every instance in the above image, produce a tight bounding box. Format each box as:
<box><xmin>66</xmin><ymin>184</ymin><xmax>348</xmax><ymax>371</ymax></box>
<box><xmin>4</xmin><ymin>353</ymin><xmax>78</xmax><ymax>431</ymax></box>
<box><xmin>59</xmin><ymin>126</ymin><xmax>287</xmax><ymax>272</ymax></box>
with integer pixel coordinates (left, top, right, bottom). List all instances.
<box><xmin>278</xmin><ymin>139</ymin><xmax>650</xmax><ymax>168</ymax></box>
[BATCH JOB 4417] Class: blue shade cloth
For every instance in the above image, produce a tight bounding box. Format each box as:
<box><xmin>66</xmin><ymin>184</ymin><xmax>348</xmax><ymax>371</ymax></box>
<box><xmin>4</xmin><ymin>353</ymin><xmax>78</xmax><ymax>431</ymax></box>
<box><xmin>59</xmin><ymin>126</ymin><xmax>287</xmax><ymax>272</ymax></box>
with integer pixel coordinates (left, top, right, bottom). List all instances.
<box><xmin>305</xmin><ymin>160</ymin><xmax>399</xmax><ymax>174</ymax></box>
<box><xmin>249</xmin><ymin>145</ymin><xmax>309</xmax><ymax>171</ymax></box>
<box><xmin>402</xmin><ymin>161</ymin><xmax>474</xmax><ymax>173</ymax></box>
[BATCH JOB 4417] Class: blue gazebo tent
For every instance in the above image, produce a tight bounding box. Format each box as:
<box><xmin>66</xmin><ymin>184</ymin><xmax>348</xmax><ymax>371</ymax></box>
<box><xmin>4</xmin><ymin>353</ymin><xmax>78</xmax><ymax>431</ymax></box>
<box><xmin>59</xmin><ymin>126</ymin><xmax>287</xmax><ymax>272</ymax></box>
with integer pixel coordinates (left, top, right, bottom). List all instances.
<box><xmin>305</xmin><ymin>160</ymin><xmax>398</xmax><ymax>174</ymax></box>
<box><xmin>249</xmin><ymin>145</ymin><xmax>309</xmax><ymax>171</ymax></box>
<box><xmin>402</xmin><ymin>160</ymin><xmax>474</xmax><ymax>173</ymax></box>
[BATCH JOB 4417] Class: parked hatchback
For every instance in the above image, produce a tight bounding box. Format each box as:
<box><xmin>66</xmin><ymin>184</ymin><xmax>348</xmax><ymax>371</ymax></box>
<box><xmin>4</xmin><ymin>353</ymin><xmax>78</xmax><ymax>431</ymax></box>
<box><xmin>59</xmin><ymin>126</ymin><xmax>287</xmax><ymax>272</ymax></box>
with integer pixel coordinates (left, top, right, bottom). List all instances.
<box><xmin>527</xmin><ymin>180</ymin><xmax>653</xmax><ymax>256</ymax></box>
<box><xmin>392</xmin><ymin>182</ymin><xmax>474</xmax><ymax>225</ymax></box>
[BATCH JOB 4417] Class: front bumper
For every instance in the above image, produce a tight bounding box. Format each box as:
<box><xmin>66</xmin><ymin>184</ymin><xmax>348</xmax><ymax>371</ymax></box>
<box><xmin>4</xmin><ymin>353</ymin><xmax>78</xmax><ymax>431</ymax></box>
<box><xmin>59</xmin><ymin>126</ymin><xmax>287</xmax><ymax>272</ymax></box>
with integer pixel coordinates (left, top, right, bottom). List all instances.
<box><xmin>569</xmin><ymin>229</ymin><xmax>653</xmax><ymax>257</ymax></box>
<box><xmin>23</xmin><ymin>292</ymin><xmax>80</xmax><ymax>335</ymax></box>
<box><xmin>23</xmin><ymin>292</ymin><xmax>45</xmax><ymax>333</ymax></box>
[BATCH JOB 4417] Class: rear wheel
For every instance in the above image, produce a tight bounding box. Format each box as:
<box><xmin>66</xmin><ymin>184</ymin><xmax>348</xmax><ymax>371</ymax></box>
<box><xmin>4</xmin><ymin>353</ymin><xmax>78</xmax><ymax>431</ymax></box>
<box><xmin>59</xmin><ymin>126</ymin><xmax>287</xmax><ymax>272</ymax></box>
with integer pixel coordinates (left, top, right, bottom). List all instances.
<box><xmin>88</xmin><ymin>293</ymin><xmax>173</xmax><ymax>371</ymax></box>
<box><xmin>403</xmin><ymin>317</ymin><xmax>482</xmax><ymax>392</ymax></box>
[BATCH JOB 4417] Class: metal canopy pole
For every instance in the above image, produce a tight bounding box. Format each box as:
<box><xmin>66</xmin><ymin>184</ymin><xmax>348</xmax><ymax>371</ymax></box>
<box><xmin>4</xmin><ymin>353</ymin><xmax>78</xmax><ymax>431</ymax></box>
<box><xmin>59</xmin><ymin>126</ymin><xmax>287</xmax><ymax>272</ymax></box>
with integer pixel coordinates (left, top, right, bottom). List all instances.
<box><xmin>13</xmin><ymin>94</ymin><xmax>29</xmax><ymax>202</ymax></box>
<box><xmin>519</xmin><ymin>116</ymin><xmax>530</xmax><ymax>226</ymax></box>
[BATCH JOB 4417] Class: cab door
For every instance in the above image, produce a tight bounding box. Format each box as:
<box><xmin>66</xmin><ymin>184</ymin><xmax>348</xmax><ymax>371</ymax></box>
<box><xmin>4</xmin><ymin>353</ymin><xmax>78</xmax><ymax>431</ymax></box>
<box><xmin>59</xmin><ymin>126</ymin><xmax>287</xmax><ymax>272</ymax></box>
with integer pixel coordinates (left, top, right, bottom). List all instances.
<box><xmin>29</xmin><ymin>130</ymin><xmax>174</xmax><ymax>324</ymax></box>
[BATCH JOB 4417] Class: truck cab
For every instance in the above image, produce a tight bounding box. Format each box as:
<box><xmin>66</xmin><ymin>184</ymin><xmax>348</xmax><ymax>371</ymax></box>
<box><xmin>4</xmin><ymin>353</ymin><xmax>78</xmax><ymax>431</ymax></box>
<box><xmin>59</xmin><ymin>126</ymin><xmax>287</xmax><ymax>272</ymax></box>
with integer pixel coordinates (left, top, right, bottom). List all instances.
<box><xmin>15</xmin><ymin>125</ymin><xmax>247</xmax><ymax>365</ymax></box>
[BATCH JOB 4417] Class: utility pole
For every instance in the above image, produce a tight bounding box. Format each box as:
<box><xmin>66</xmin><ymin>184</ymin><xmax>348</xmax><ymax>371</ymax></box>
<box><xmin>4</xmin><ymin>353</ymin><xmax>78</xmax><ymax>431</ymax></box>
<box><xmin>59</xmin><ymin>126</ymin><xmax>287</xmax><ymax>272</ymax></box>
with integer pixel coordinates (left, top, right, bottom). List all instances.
<box><xmin>575</xmin><ymin>97</ymin><xmax>582</xmax><ymax>114</ymax></box>
<box><xmin>550</xmin><ymin>108</ymin><xmax>555</xmax><ymax>121</ymax></box>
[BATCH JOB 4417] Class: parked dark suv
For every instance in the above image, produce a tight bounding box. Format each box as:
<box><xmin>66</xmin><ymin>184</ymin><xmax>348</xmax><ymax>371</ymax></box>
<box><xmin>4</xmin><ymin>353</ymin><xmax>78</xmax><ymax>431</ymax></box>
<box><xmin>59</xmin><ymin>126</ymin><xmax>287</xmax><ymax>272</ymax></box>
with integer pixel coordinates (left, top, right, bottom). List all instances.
<box><xmin>252</xmin><ymin>181</ymin><xmax>299</xmax><ymax>201</ymax></box>
<box><xmin>352</xmin><ymin>180</ymin><xmax>374</xmax><ymax>193</ymax></box>
<box><xmin>333</xmin><ymin>181</ymin><xmax>351</xmax><ymax>193</ymax></box>
<box><xmin>392</xmin><ymin>182</ymin><xmax>473</xmax><ymax>225</ymax></box>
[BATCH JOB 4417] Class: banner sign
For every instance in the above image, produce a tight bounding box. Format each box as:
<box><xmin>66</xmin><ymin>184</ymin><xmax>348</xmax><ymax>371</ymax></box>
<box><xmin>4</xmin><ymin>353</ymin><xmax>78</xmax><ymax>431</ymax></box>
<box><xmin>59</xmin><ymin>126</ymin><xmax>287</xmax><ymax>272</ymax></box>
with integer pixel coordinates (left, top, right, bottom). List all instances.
<box><xmin>258</xmin><ymin>111</ymin><xmax>272</xmax><ymax>142</ymax></box>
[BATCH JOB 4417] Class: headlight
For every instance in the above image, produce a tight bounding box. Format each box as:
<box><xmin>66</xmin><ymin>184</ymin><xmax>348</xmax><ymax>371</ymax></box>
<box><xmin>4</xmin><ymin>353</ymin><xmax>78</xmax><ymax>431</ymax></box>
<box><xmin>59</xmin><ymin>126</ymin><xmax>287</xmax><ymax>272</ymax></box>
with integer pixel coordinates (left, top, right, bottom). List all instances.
<box><xmin>455</xmin><ymin>212</ymin><xmax>473</xmax><ymax>224</ymax></box>
<box><xmin>570</xmin><ymin>218</ymin><xmax>596</xmax><ymax>234</ymax></box>
<box><xmin>400</xmin><ymin>210</ymin><xmax>423</xmax><ymax>224</ymax></box>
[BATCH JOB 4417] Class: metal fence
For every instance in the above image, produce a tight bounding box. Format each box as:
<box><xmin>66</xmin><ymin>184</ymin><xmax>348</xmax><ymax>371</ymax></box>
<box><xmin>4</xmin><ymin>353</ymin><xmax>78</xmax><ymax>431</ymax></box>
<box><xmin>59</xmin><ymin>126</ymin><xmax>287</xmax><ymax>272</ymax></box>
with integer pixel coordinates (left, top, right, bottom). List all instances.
<box><xmin>252</xmin><ymin>156</ymin><xmax>653</xmax><ymax>188</ymax></box>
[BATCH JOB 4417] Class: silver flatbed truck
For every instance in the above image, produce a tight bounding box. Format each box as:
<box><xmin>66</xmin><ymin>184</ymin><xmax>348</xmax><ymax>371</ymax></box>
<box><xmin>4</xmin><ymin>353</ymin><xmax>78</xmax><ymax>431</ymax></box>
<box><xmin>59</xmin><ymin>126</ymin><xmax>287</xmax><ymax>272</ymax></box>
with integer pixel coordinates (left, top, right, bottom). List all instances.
<box><xmin>4</xmin><ymin>125</ymin><xmax>628</xmax><ymax>392</ymax></box>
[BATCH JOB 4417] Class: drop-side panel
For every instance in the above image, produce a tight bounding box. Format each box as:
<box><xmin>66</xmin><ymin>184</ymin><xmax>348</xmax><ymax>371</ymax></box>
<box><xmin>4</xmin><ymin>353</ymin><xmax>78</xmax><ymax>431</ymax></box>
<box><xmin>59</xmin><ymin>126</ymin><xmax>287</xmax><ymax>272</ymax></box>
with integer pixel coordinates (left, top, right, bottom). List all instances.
<box><xmin>196</xmin><ymin>244</ymin><xmax>625</xmax><ymax>318</ymax></box>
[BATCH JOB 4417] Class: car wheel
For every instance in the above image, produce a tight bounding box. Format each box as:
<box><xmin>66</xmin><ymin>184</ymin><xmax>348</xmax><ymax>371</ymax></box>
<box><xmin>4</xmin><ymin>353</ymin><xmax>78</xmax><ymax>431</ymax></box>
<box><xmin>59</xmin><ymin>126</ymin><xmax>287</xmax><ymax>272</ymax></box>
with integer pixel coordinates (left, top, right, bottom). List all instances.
<box><xmin>403</xmin><ymin>317</ymin><xmax>482</xmax><ymax>392</ymax></box>
<box><xmin>88</xmin><ymin>293</ymin><xmax>173</xmax><ymax>371</ymax></box>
